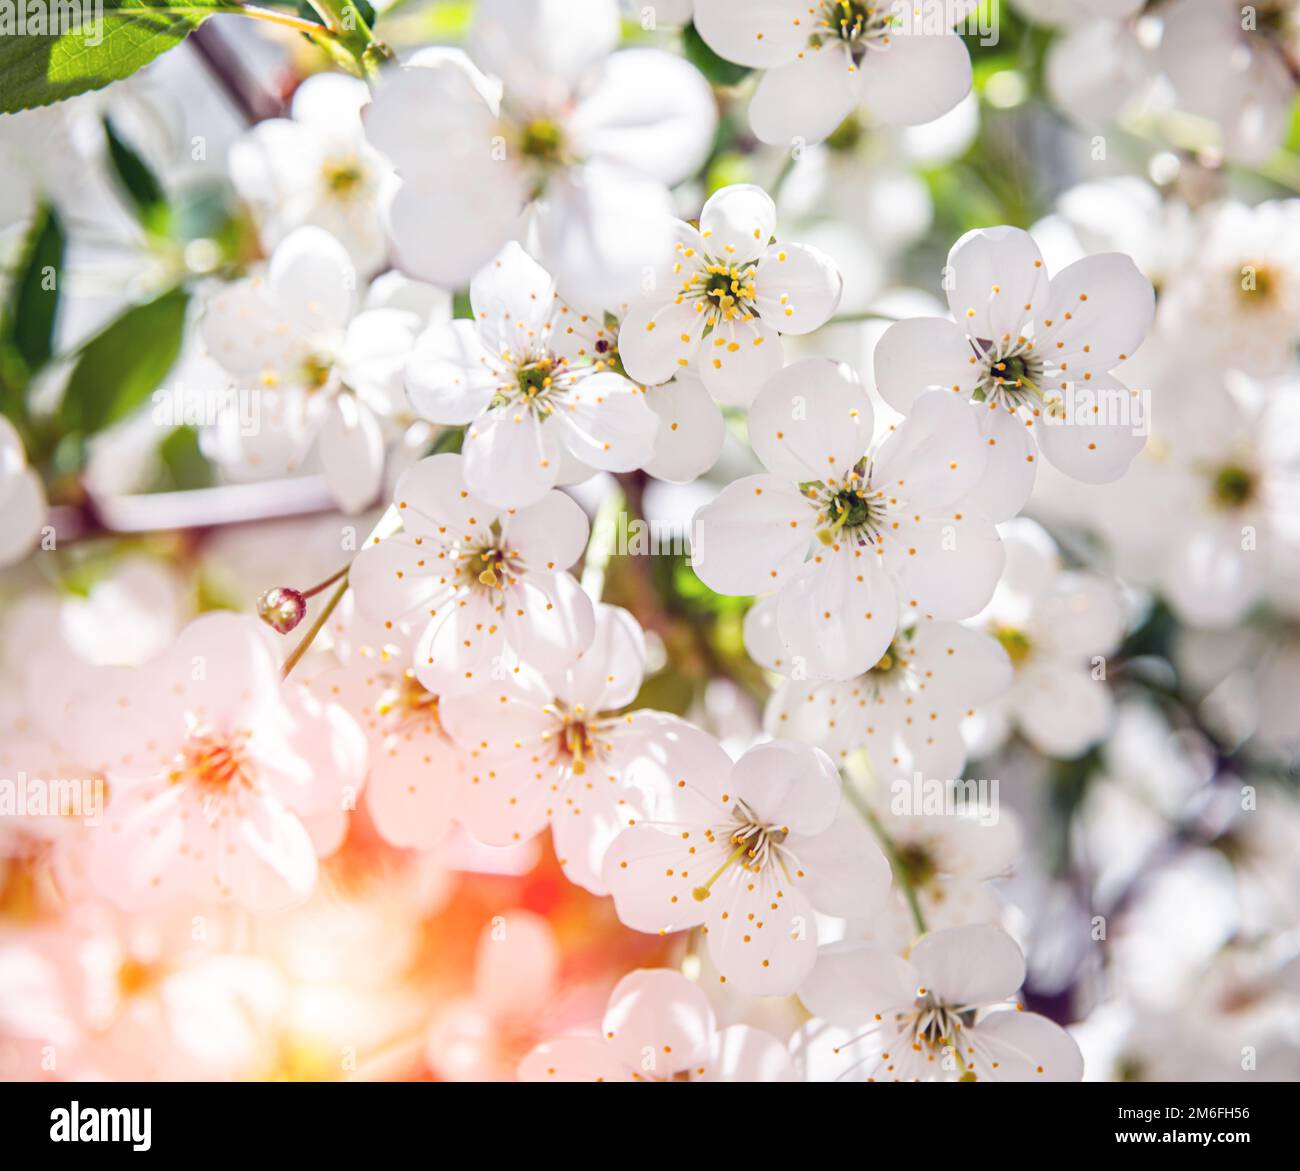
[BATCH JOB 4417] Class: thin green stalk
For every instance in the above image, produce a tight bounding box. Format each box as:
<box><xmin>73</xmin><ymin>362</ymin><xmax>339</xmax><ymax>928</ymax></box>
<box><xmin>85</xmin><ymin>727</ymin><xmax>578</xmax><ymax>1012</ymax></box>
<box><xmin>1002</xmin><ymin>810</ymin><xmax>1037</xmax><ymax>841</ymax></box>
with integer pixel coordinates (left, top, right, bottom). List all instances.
<box><xmin>842</xmin><ymin>781</ymin><xmax>929</xmax><ymax>937</ymax></box>
<box><xmin>280</xmin><ymin>575</ymin><xmax>348</xmax><ymax>679</ymax></box>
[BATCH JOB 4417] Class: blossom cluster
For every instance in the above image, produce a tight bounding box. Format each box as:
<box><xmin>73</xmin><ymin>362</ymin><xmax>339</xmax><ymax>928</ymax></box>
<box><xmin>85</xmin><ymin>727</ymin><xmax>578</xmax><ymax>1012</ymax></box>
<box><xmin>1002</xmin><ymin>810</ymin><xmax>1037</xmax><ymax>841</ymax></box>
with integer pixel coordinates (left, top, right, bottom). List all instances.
<box><xmin>0</xmin><ymin>0</ymin><xmax>1297</xmax><ymax>1086</ymax></box>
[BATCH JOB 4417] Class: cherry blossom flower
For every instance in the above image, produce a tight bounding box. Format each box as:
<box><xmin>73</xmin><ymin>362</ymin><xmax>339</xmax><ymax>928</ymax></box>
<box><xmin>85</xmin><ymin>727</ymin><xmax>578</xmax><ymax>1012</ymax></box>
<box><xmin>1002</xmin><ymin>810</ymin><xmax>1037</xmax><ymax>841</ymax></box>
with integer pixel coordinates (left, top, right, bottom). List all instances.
<box><xmin>363</xmin><ymin>0</ymin><xmax>717</xmax><ymax>303</ymax></box>
<box><xmin>796</xmin><ymin>923</ymin><xmax>1084</xmax><ymax>1080</ymax></box>
<box><xmin>200</xmin><ymin>226</ymin><xmax>449</xmax><ymax>513</ymax></box>
<box><xmin>441</xmin><ymin>604</ymin><xmax>704</xmax><ymax>892</ymax></box>
<box><xmin>873</xmin><ymin>225</ymin><xmax>1155</xmax><ymax>520</ymax></box>
<box><xmin>1158</xmin><ymin>0</ymin><xmax>1299</xmax><ymax>166</ymax></box>
<box><xmin>968</xmin><ymin>519</ymin><xmax>1127</xmax><ymax>759</ymax></box>
<box><xmin>229</xmin><ymin>73</ymin><xmax>395</xmax><ymax>276</ymax></box>
<box><xmin>693</xmin><ymin>0</ymin><xmax>974</xmax><ymax>146</ymax></box>
<box><xmin>602</xmin><ymin>733</ymin><xmax>891</xmax><ymax>995</ymax></box>
<box><xmin>303</xmin><ymin>615</ymin><xmax>462</xmax><ymax>853</ymax></box>
<box><xmin>70</xmin><ymin>613</ymin><xmax>368</xmax><ymax>911</ymax></box>
<box><xmin>692</xmin><ymin>358</ymin><xmax>1005</xmax><ymax>680</ymax></box>
<box><xmin>0</xmin><ymin>415</ymin><xmax>46</xmax><ymax>568</ymax></box>
<box><xmin>618</xmin><ymin>185</ymin><xmax>843</xmax><ymax>407</ymax></box>
<box><xmin>519</xmin><ymin>967</ymin><xmax>795</xmax><ymax>1080</ymax></box>
<box><xmin>1158</xmin><ymin>199</ymin><xmax>1300</xmax><ymax>379</ymax></box>
<box><xmin>748</xmin><ymin>600</ymin><xmax>1012</xmax><ymax>777</ymax></box>
<box><xmin>404</xmin><ymin>242</ymin><xmax>658</xmax><ymax>508</ymax></box>
<box><xmin>348</xmin><ymin>452</ymin><xmax>595</xmax><ymax>697</ymax></box>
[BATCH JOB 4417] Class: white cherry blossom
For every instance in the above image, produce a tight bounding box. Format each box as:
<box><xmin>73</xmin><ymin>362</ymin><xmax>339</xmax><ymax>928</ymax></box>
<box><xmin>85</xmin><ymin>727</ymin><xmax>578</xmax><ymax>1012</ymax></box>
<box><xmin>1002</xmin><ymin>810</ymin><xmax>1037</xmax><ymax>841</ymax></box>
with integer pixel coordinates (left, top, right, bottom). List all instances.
<box><xmin>873</xmin><ymin>225</ymin><xmax>1155</xmax><ymax>520</ymax></box>
<box><xmin>363</xmin><ymin>0</ymin><xmax>717</xmax><ymax>304</ymax></box>
<box><xmin>796</xmin><ymin>923</ymin><xmax>1084</xmax><ymax>1080</ymax></box>
<box><xmin>404</xmin><ymin>242</ymin><xmax>658</xmax><ymax>508</ymax></box>
<box><xmin>618</xmin><ymin>184</ymin><xmax>843</xmax><ymax>407</ymax></box>
<box><xmin>440</xmin><ymin>604</ymin><xmax>698</xmax><ymax>892</ymax></box>
<box><xmin>692</xmin><ymin>358</ymin><xmax>1005</xmax><ymax>680</ymax></box>
<box><xmin>70</xmin><ymin>613</ymin><xmax>368</xmax><ymax>911</ymax></box>
<box><xmin>1158</xmin><ymin>0</ymin><xmax>1299</xmax><ymax>165</ymax></box>
<box><xmin>749</xmin><ymin>601</ymin><xmax>1012</xmax><ymax>778</ymax></box>
<box><xmin>519</xmin><ymin>967</ymin><xmax>795</xmax><ymax>1080</ymax></box>
<box><xmin>200</xmin><ymin>226</ymin><xmax>449</xmax><ymax>513</ymax></box>
<box><xmin>228</xmin><ymin>72</ymin><xmax>395</xmax><ymax>275</ymax></box>
<box><xmin>348</xmin><ymin>452</ymin><xmax>595</xmax><ymax>697</ymax></box>
<box><xmin>693</xmin><ymin>0</ymin><xmax>974</xmax><ymax>146</ymax></box>
<box><xmin>603</xmin><ymin>733</ymin><xmax>891</xmax><ymax>995</ymax></box>
<box><xmin>968</xmin><ymin>519</ymin><xmax>1127</xmax><ymax>759</ymax></box>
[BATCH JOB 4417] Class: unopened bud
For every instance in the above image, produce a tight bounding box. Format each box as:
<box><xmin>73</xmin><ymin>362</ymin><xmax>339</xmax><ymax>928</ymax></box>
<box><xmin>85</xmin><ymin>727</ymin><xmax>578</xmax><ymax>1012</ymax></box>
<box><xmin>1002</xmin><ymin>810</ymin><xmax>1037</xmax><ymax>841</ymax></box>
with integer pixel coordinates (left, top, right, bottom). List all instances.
<box><xmin>257</xmin><ymin>586</ymin><xmax>307</xmax><ymax>634</ymax></box>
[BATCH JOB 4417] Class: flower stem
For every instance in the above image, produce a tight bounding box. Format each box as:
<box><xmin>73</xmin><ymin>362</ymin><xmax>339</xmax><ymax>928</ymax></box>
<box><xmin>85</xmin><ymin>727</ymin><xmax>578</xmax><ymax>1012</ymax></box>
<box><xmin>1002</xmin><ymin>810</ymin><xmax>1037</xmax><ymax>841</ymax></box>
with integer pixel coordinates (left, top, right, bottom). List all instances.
<box><xmin>842</xmin><ymin>781</ymin><xmax>929</xmax><ymax>938</ymax></box>
<box><xmin>301</xmin><ymin>563</ymin><xmax>350</xmax><ymax>600</ymax></box>
<box><xmin>281</xmin><ymin>575</ymin><xmax>348</xmax><ymax>680</ymax></box>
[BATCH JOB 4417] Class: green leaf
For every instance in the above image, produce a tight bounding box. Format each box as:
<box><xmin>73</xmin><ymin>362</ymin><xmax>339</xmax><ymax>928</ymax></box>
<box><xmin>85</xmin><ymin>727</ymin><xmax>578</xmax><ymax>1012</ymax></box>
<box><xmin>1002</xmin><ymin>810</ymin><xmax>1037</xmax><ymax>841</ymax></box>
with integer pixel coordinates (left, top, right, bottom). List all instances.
<box><xmin>103</xmin><ymin>117</ymin><xmax>170</xmax><ymax>233</ymax></box>
<box><xmin>155</xmin><ymin>423</ymin><xmax>214</xmax><ymax>490</ymax></box>
<box><xmin>0</xmin><ymin>1</ymin><xmax>225</xmax><ymax>114</ymax></box>
<box><xmin>6</xmin><ymin>201</ymin><xmax>66</xmax><ymax>375</ymax></box>
<box><xmin>681</xmin><ymin>22</ymin><xmax>751</xmax><ymax>88</ymax></box>
<box><xmin>59</xmin><ymin>288</ymin><xmax>189</xmax><ymax>434</ymax></box>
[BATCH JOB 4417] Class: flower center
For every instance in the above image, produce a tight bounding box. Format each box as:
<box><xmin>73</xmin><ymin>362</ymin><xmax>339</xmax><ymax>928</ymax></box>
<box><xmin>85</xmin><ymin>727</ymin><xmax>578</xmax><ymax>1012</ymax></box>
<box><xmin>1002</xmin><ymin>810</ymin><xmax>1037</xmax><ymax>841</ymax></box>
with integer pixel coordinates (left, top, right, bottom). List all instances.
<box><xmin>973</xmin><ymin>338</ymin><xmax>1044</xmax><ymax>406</ymax></box>
<box><xmin>1211</xmin><ymin>463</ymin><xmax>1257</xmax><ymax>509</ymax></box>
<box><xmin>695</xmin><ymin>261</ymin><xmax>759</xmax><ymax>324</ymax></box>
<box><xmin>692</xmin><ymin>801</ymin><xmax>790</xmax><ymax>901</ymax></box>
<box><xmin>171</xmin><ymin>731</ymin><xmax>253</xmax><ymax>791</ymax></box>
<box><xmin>516</xmin><ymin>356</ymin><xmax>556</xmax><ymax>399</ymax></box>
<box><xmin>300</xmin><ymin>353</ymin><xmax>335</xmax><ymax>391</ymax></box>
<box><xmin>806</xmin><ymin>469</ymin><xmax>889</xmax><ymax>546</ymax></box>
<box><xmin>520</xmin><ymin>118</ymin><xmax>567</xmax><ymax>166</ymax></box>
<box><xmin>321</xmin><ymin>158</ymin><xmax>366</xmax><ymax>196</ymax></box>
<box><xmin>895</xmin><ymin>841</ymin><xmax>938</xmax><ymax>890</ymax></box>
<box><xmin>814</xmin><ymin>0</ymin><xmax>896</xmax><ymax>60</ymax></box>
<box><xmin>992</xmin><ymin>624</ymin><xmax>1033</xmax><ymax>665</ymax></box>
<box><xmin>1237</xmin><ymin>261</ymin><xmax>1279</xmax><ymax>308</ymax></box>
<box><xmin>117</xmin><ymin>957</ymin><xmax>163</xmax><ymax>998</ymax></box>
<box><xmin>376</xmin><ymin>669</ymin><xmax>441</xmax><ymax>729</ymax></box>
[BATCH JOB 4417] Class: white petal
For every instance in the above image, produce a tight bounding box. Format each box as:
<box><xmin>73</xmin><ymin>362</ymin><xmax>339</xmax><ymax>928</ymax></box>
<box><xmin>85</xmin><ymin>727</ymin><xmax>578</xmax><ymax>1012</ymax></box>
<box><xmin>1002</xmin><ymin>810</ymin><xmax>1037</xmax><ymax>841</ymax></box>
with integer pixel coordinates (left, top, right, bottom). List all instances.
<box><xmin>319</xmin><ymin>396</ymin><xmax>384</xmax><ymax>514</ymax></box>
<box><xmin>551</xmin><ymin>603</ymin><xmax>645</xmax><ymax>711</ymax></box>
<box><xmin>969</xmin><ymin>402</ymin><xmax>1037</xmax><ymax>522</ymax></box>
<box><xmin>693</xmin><ymin>0</ymin><xmax>807</xmax><ymax>67</ymax></box>
<box><xmin>748</xmin><ymin>358</ymin><xmax>872</xmax><ymax>482</ymax></box>
<box><xmin>1039</xmin><ymin>252</ymin><xmax>1154</xmax><ymax>373</ymax></box>
<box><xmin>1036</xmin><ymin>376</ymin><xmax>1147</xmax><ymax>484</ymax></box>
<box><xmin>699</xmin><ymin>184</ymin><xmax>777</xmax><ymax>266</ymax></box>
<box><xmin>463</xmin><ymin>404</ymin><xmax>563</xmax><ymax>508</ymax></box>
<box><xmin>872</xmin><ymin>389</ymin><xmax>988</xmax><ymax>508</ymax></box>
<box><xmin>857</xmin><ymin>31</ymin><xmax>972</xmax><ymax>126</ymax></box>
<box><xmin>501</xmin><ymin>570</ymin><xmax>595</xmax><ymax>674</ymax></box>
<box><xmin>1015</xmin><ymin>664</ymin><xmax>1113</xmax><ymax>758</ymax></box>
<box><xmin>697</xmin><ymin>315</ymin><xmax>784</xmax><ymax>407</ymax></box>
<box><xmin>502</xmin><ymin>488</ymin><xmax>591</xmax><ymax>570</ymax></box>
<box><xmin>970</xmin><ymin>1009</ymin><xmax>1084</xmax><ymax>1081</ymax></box>
<box><xmin>798</xmin><ymin>940</ymin><xmax>918</xmax><ymax>1027</ymax></box>
<box><xmin>643</xmin><ymin>373</ymin><xmax>726</xmax><ymax>483</ymax></box>
<box><xmin>518</xmin><ymin>1037</ymin><xmax>632</xmax><ymax>1081</ymax></box>
<box><xmin>702</xmin><ymin>1025</ymin><xmax>796</xmax><ymax>1081</ymax></box>
<box><xmin>910</xmin><ymin>923</ymin><xmax>1025</xmax><ymax>1007</ymax></box>
<box><xmin>557</xmin><ymin>372</ymin><xmax>659</xmax><ymax>471</ymax></box>
<box><xmin>792</xmin><ymin>803</ymin><xmax>892</xmax><ymax>919</ymax></box>
<box><xmin>691</xmin><ymin>475</ymin><xmax>814</xmax><ymax>595</ymax></box>
<box><xmin>618</xmin><ymin>292</ymin><xmax>708</xmax><ymax>387</ymax></box>
<box><xmin>944</xmin><ymin>226</ymin><xmax>1046</xmax><ymax>346</ymax></box>
<box><xmin>392</xmin><ymin>452</ymin><xmax>500</xmax><ymax>541</ymax></box>
<box><xmin>730</xmin><ymin>739</ymin><xmax>841</xmax><ymax>835</ymax></box>
<box><xmin>0</xmin><ymin>466</ymin><xmax>45</xmax><ymax>568</ymax></box>
<box><xmin>602</xmin><ymin>969</ymin><xmax>714</xmax><ymax>1075</ymax></box>
<box><xmin>469</xmin><ymin>240</ymin><xmax>561</xmax><ymax>359</ymax></box>
<box><xmin>569</xmin><ymin>49</ymin><xmax>718</xmax><ymax>185</ymax></box>
<box><xmin>267</xmin><ymin>225</ymin><xmax>357</xmax><ymax>337</ymax></box>
<box><xmin>753</xmin><ymin>242</ymin><xmax>843</xmax><ymax>335</ymax></box>
<box><xmin>775</xmin><ymin>553</ymin><xmax>898</xmax><ymax>680</ymax></box>
<box><xmin>884</xmin><ymin>508</ymin><xmax>1004</xmax><ymax>621</ymax></box>
<box><xmin>872</xmin><ymin>316</ymin><xmax>976</xmax><ymax>415</ymax></box>
<box><xmin>748</xmin><ymin>45</ymin><xmax>858</xmax><ymax>147</ymax></box>
<box><xmin>1031</xmin><ymin>572</ymin><xmax>1126</xmax><ymax>660</ymax></box>
<box><xmin>404</xmin><ymin>319</ymin><xmax>502</xmax><ymax>426</ymax></box>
